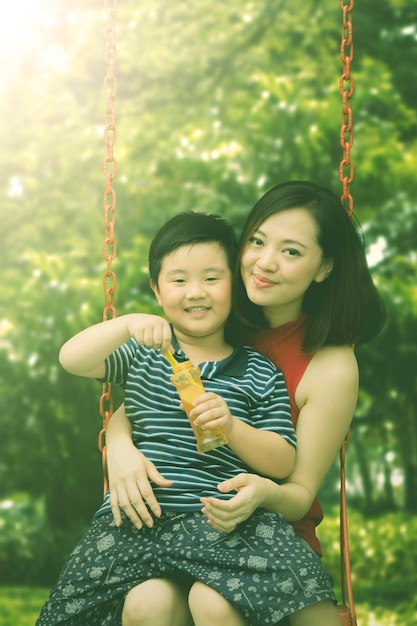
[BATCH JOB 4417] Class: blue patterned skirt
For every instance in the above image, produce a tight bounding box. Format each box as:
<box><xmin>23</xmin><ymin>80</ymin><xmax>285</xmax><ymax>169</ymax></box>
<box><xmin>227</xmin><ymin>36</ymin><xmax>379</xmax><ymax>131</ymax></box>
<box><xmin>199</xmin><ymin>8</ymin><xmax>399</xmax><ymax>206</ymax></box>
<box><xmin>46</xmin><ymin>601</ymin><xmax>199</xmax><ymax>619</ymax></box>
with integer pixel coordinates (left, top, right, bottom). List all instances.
<box><xmin>37</xmin><ymin>509</ymin><xmax>335</xmax><ymax>626</ymax></box>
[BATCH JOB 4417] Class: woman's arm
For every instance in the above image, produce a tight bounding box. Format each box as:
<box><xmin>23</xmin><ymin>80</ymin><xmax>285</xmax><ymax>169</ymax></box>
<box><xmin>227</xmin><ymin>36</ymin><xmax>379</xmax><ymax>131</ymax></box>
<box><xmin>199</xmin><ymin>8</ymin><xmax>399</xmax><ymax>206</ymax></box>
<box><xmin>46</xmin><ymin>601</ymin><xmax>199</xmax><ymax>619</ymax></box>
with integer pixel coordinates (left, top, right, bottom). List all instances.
<box><xmin>273</xmin><ymin>345</ymin><xmax>358</xmax><ymax>519</ymax></box>
<box><xmin>200</xmin><ymin>345</ymin><xmax>358</xmax><ymax>531</ymax></box>
<box><xmin>106</xmin><ymin>403</ymin><xmax>173</xmax><ymax>528</ymax></box>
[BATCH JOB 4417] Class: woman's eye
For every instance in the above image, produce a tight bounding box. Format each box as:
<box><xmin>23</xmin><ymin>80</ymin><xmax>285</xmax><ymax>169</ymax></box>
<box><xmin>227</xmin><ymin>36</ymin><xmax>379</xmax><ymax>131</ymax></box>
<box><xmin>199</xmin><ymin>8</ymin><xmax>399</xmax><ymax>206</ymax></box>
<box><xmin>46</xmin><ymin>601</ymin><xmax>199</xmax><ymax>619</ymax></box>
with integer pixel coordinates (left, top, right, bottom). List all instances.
<box><xmin>205</xmin><ymin>276</ymin><xmax>219</xmax><ymax>282</ymax></box>
<box><xmin>283</xmin><ymin>248</ymin><xmax>301</xmax><ymax>257</ymax></box>
<box><xmin>249</xmin><ymin>236</ymin><xmax>263</xmax><ymax>247</ymax></box>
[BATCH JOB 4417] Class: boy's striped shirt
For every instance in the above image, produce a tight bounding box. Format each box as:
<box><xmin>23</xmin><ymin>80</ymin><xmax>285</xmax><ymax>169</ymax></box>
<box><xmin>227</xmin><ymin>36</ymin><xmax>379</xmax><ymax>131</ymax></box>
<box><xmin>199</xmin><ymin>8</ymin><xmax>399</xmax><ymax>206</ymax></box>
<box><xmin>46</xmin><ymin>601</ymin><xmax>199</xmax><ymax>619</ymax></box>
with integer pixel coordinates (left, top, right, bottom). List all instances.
<box><xmin>95</xmin><ymin>337</ymin><xmax>295</xmax><ymax>517</ymax></box>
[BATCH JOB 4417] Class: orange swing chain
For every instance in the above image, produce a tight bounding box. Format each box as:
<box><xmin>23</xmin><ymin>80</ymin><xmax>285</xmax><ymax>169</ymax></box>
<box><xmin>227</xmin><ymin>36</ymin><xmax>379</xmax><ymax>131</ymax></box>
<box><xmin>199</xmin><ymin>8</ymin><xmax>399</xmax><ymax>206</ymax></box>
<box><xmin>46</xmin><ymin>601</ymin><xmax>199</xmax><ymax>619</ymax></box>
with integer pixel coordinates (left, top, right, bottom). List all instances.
<box><xmin>98</xmin><ymin>0</ymin><xmax>118</xmax><ymax>494</ymax></box>
<box><xmin>338</xmin><ymin>2</ymin><xmax>357</xmax><ymax>624</ymax></box>
<box><xmin>339</xmin><ymin>0</ymin><xmax>354</xmax><ymax>216</ymax></box>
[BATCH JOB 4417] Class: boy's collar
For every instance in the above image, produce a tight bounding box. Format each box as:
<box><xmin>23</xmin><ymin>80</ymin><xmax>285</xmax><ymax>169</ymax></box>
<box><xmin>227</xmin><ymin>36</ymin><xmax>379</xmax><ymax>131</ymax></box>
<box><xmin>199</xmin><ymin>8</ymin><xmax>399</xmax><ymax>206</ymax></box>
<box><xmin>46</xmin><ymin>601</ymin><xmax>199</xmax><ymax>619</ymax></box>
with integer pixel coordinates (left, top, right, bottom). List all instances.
<box><xmin>170</xmin><ymin>327</ymin><xmax>247</xmax><ymax>377</ymax></box>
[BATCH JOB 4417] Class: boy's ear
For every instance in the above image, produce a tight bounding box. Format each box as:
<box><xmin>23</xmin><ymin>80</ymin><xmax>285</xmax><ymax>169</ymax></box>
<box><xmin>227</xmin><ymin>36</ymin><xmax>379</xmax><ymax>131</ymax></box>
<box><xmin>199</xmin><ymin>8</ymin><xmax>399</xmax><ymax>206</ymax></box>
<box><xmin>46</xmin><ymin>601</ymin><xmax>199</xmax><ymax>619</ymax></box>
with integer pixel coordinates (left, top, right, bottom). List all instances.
<box><xmin>314</xmin><ymin>258</ymin><xmax>334</xmax><ymax>283</ymax></box>
<box><xmin>150</xmin><ymin>279</ymin><xmax>162</xmax><ymax>306</ymax></box>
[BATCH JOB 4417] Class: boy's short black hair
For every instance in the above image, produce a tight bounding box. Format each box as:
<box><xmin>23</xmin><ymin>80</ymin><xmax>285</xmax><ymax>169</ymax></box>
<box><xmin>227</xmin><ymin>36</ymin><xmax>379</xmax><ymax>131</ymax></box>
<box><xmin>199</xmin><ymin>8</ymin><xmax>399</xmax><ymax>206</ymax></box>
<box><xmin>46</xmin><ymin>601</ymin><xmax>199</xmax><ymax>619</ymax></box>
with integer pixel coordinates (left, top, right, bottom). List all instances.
<box><xmin>148</xmin><ymin>211</ymin><xmax>238</xmax><ymax>285</ymax></box>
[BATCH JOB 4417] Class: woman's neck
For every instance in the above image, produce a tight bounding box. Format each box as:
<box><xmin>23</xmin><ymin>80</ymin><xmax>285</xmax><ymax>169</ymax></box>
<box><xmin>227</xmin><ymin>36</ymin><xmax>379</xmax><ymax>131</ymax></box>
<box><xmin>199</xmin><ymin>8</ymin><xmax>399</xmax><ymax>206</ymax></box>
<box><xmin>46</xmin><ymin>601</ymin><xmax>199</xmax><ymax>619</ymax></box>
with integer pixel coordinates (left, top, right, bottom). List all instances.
<box><xmin>263</xmin><ymin>304</ymin><xmax>303</xmax><ymax>329</ymax></box>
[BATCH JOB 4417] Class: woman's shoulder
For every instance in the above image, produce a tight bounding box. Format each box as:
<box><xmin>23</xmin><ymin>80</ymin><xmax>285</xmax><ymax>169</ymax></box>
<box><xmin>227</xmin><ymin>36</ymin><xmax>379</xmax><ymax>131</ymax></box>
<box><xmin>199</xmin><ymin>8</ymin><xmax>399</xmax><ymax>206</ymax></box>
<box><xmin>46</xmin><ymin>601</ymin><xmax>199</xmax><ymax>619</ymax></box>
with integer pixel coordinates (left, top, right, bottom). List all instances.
<box><xmin>316</xmin><ymin>343</ymin><xmax>356</xmax><ymax>361</ymax></box>
<box><xmin>295</xmin><ymin>346</ymin><xmax>359</xmax><ymax>411</ymax></box>
<box><xmin>297</xmin><ymin>345</ymin><xmax>359</xmax><ymax>406</ymax></box>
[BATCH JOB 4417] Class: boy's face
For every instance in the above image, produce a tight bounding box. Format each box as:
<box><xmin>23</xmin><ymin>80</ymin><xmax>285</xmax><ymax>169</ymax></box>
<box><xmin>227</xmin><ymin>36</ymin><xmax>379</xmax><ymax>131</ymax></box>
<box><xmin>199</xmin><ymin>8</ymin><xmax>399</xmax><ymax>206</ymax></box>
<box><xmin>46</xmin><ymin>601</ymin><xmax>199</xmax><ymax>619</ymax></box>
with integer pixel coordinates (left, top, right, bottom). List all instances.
<box><xmin>150</xmin><ymin>242</ymin><xmax>232</xmax><ymax>344</ymax></box>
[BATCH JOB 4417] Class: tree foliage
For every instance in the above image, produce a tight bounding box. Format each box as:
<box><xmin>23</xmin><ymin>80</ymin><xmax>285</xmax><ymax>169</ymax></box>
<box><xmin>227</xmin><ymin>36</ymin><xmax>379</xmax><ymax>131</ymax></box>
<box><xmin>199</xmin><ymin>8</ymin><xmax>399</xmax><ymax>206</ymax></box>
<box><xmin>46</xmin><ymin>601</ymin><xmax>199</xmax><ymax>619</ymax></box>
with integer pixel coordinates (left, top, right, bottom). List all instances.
<box><xmin>2</xmin><ymin>0</ymin><xmax>416</xmax><ymax>569</ymax></box>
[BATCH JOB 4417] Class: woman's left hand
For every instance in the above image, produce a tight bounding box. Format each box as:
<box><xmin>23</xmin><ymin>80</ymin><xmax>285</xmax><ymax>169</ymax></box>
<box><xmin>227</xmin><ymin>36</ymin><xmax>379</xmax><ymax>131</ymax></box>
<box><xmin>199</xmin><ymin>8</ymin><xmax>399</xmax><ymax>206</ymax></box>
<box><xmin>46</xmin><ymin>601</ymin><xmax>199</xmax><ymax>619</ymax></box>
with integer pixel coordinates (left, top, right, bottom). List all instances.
<box><xmin>200</xmin><ymin>472</ymin><xmax>278</xmax><ymax>533</ymax></box>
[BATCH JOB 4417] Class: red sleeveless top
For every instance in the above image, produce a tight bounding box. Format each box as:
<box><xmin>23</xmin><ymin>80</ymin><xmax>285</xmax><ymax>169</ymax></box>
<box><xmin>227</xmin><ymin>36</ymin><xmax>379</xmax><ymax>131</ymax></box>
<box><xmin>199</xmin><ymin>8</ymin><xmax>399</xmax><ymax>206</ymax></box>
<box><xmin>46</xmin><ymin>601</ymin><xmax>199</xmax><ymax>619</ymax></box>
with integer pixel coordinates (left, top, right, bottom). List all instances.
<box><xmin>248</xmin><ymin>315</ymin><xmax>324</xmax><ymax>556</ymax></box>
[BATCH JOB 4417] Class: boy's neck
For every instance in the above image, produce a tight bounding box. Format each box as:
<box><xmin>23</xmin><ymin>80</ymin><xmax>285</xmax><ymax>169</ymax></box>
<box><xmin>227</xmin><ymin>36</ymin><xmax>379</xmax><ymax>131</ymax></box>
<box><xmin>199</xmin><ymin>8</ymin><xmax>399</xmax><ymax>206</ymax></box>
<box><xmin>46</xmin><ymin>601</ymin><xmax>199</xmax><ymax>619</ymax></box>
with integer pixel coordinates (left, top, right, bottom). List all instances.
<box><xmin>174</xmin><ymin>330</ymin><xmax>233</xmax><ymax>365</ymax></box>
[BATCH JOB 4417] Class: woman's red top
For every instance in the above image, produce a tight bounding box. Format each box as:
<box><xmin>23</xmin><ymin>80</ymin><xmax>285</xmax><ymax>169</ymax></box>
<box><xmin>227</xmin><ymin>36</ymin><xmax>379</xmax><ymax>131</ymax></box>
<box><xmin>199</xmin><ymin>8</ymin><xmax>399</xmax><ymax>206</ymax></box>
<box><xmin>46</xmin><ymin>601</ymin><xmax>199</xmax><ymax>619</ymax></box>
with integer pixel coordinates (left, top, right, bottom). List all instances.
<box><xmin>248</xmin><ymin>315</ymin><xmax>324</xmax><ymax>556</ymax></box>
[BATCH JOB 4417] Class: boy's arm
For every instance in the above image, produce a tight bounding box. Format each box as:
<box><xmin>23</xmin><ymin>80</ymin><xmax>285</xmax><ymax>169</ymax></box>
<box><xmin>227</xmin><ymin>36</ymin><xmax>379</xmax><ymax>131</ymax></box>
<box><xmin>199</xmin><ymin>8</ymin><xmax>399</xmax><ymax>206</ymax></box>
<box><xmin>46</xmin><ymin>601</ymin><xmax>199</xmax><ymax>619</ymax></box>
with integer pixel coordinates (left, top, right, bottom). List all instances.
<box><xmin>59</xmin><ymin>314</ymin><xmax>172</xmax><ymax>378</ymax></box>
<box><xmin>106</xmin><ymin>403</ymin><xmax>173</xmax><ymax>528</ymax></box>
<box><xmin>191</xmin><ymin>392</ymin><xmax>296</xmax><ymax>480</ymax></box>
<box><xmin>223</xmin><ymin>417</ymin><xmax>295</xmax><ymax>479</ymax></box>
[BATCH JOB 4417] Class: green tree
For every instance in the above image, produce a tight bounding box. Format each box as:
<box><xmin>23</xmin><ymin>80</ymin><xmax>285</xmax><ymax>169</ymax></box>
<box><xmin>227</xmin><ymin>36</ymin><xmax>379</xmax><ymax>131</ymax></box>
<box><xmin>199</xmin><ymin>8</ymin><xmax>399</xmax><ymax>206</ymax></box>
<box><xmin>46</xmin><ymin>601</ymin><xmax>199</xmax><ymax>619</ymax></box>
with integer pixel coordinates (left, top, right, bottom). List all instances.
<box><xmin>1</xmin><ymin>1</ymin><xmax>416</xmax><ymax>584</ymax></box>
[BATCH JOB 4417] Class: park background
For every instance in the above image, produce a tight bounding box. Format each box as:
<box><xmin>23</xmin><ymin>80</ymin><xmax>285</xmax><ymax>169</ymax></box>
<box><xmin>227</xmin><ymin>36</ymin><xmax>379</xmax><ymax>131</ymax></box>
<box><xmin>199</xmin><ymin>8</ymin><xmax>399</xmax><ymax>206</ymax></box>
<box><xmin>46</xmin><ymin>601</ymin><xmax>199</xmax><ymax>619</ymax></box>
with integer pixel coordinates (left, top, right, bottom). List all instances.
<box><xmin>1</xmin><ymin>0</ymin><xmax>416</xmax><ymax>624</ymax></box>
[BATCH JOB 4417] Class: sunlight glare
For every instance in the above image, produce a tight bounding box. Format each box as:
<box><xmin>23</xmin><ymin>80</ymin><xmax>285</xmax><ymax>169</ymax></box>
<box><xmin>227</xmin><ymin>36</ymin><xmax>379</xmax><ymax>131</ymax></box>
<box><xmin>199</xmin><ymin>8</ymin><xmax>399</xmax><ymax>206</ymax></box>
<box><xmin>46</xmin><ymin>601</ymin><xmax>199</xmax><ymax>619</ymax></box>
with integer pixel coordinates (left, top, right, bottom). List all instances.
<box><xmin>0</xmin><ymin>0</ymin><xmax>39</xmax><ymax>53</ymax></box>
<box><xmin>367</xmin><ymin>236</ymin><xmax>387</xmax><ymax>267</ymax></box>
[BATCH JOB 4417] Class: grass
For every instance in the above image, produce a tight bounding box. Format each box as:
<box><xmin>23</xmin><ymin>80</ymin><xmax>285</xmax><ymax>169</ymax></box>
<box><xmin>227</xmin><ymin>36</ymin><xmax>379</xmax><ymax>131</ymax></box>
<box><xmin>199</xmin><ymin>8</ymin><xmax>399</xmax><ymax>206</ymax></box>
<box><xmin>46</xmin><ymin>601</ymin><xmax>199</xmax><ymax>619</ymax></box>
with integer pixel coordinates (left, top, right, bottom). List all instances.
<box><xmin>356</xmin><ymin>603</ymin><xmax>417</xmax><ymax>626</ymax></box>
<box><xmin>0</xmin><ymin>587</ymin><xmax>49</xmax><ymax>626</ymax></box>
<box><xmin>1</xmin><ymin>587</ymin><xmax>416</xmax><ymax>626</ymax></box>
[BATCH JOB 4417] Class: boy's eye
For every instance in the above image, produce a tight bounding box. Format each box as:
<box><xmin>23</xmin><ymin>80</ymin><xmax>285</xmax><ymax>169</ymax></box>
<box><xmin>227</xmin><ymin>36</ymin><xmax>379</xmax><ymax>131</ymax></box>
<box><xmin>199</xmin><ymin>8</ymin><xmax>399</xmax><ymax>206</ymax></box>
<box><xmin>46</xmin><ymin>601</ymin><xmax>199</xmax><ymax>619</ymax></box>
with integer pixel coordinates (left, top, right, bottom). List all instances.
<box><xmin>205</xmin><ymin>276</ymin><xmax>219</xmax><ymax>282</ymax></box>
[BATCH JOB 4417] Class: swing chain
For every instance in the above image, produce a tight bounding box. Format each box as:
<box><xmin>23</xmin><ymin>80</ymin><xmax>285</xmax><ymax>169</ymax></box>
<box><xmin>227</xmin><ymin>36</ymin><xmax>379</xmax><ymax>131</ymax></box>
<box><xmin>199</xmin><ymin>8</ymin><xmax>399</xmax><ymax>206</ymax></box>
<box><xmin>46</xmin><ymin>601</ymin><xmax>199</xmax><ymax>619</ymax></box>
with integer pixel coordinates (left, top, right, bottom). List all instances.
<box><xmin>99</xmin><ymin>0</ymin><xmax>118</xmax><ymax>494</ymax></box>
<box><xmin>339</xmin><ymin>0</ymin><xmax>354</xmax><ymax>216</ymax></box>
<box><xmin>103</xmin><ymin>0</ymin><xmax>118</xmax><ymax>321</ymax></box>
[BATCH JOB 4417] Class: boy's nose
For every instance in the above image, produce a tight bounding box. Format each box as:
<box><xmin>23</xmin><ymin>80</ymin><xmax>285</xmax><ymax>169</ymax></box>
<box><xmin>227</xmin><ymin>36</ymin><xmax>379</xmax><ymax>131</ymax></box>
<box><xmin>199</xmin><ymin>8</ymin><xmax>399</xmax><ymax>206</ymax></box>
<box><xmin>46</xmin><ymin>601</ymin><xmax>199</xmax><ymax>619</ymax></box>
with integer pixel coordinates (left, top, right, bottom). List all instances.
<box><xmin>186</xmin><ymin>282</ymin><xmax>206</xmax><ymax>298</ymax></box>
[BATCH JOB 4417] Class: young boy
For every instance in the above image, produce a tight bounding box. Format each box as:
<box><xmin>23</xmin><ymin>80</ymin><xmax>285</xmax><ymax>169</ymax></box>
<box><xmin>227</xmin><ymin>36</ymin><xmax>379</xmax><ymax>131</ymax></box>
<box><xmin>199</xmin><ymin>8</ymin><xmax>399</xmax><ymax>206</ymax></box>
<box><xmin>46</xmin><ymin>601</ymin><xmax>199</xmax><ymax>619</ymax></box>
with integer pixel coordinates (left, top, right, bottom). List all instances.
<box><xmin>37</xmin><ymin>212</ymin><xmax>335</xmax><ymax>626</ymax></box>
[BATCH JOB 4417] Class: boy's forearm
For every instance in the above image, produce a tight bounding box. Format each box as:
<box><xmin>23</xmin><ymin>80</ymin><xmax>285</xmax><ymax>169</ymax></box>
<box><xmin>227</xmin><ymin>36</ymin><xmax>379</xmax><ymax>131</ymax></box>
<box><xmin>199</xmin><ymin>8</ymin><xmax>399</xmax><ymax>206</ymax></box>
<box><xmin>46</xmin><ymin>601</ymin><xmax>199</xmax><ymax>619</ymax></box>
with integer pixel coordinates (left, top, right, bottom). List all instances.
<box><xmin>226</xmin><ymin>420</ymin><xmax>296</xmax><ymax>479</ymax></box>
<box><xmin>59</xmin><ymin>314</ymin><xmax>134</xmax><ymax>377</ymax></box>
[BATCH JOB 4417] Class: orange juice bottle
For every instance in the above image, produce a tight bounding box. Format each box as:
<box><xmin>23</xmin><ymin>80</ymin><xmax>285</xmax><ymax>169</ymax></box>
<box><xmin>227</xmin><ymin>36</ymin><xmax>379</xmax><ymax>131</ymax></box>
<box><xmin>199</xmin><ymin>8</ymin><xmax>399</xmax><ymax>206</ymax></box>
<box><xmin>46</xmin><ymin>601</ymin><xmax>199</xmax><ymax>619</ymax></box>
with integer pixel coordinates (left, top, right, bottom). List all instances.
<box><xmin>167</xmin><ymin>356</ymin><xmax>228</xmax><ymax>453</ymax></box>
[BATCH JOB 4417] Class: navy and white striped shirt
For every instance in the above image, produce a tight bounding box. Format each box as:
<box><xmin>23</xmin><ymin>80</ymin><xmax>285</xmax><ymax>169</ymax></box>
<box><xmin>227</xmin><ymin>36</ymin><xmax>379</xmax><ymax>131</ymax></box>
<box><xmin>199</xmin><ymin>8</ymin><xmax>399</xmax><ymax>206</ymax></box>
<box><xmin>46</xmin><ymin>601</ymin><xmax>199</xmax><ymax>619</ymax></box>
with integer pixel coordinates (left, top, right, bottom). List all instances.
<box><xmin>95</xmin><ymin>336</ymin><xmax>295</xmax><ymax>516</ymax></box>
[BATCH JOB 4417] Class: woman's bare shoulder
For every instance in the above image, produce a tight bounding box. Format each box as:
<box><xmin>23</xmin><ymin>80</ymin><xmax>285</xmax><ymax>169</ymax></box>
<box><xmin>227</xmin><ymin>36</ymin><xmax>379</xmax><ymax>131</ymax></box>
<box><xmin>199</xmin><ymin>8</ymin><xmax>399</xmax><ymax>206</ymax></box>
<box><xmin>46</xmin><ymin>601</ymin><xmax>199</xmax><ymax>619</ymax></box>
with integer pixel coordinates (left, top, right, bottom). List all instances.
<box><xmin>297</xmin><ymin>345</ymin><xmax>358</xmax><ymax>406</ymax></box>
<box><xmin>312</xmin><ymin>344</ymin><xmax>358</xmax><ymax>371</ymax></box>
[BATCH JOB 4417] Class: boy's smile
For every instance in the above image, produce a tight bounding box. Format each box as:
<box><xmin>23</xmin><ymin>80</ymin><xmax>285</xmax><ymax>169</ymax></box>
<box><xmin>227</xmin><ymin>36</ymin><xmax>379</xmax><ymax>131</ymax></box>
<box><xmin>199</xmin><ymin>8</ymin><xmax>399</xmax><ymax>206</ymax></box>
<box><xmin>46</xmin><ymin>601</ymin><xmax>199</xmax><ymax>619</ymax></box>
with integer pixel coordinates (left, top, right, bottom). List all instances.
<box><xmin>150</xmin><ymin>242</ymin><xmax>233</xmax><ymax>349</ymax></box>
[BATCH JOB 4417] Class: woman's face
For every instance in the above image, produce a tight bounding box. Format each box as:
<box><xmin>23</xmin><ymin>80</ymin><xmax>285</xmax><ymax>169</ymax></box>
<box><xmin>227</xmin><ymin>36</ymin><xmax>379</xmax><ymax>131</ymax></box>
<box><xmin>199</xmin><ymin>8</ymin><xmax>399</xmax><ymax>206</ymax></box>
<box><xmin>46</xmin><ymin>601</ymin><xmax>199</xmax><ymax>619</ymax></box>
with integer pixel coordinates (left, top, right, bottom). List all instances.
<box><xmin>240</xmin><ymin>208</ymin><xmax>333</xmax><ymax>327</ymax></box>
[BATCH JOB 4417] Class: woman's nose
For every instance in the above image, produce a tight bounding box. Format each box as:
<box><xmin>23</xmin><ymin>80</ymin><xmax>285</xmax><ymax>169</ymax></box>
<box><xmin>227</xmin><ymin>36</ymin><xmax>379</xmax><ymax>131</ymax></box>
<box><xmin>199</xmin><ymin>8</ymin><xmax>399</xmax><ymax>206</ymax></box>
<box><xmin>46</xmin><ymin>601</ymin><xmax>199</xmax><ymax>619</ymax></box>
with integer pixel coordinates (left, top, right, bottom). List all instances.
<box><xmin>256</xmin><ymin>248</ymin><xmax>278</xmax><ymax>272</ymax></box>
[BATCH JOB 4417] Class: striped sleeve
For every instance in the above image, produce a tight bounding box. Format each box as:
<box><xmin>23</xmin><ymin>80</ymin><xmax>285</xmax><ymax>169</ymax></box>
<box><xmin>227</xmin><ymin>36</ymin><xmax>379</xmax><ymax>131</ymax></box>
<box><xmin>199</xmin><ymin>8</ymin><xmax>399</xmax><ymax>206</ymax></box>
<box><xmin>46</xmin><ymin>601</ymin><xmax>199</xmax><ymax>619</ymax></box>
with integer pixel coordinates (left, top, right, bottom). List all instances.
<box><xmin>104</xmin><ymin>338</ymin><xmax>138</xmax><ymax>386</ymax></box>
<box><xmin>245</xmin><ymin>350</ymin><xmax>296</xmax><ymax>448</ymax></box>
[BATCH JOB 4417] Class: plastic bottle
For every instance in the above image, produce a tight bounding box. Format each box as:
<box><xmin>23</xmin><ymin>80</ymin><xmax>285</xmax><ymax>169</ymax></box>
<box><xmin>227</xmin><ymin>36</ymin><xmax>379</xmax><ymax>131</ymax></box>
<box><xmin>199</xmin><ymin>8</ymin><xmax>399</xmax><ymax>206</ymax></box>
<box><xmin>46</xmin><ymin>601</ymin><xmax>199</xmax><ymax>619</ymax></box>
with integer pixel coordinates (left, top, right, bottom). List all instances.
<box><xmin>166</xmin><ymin>354</ymin><xmax>228</xmax><ymax>453</ymax></box>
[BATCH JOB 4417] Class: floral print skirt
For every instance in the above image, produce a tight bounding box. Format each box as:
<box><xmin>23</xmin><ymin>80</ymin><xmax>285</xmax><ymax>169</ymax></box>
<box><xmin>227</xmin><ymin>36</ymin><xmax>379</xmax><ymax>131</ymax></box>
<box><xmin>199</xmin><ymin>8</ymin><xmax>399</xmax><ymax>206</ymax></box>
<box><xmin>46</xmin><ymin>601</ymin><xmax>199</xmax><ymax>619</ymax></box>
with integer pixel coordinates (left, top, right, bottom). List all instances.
<box><xmin>36</xmin><ymin>509</ymin><xmax>335</xmax><ymax>626</ymax></box>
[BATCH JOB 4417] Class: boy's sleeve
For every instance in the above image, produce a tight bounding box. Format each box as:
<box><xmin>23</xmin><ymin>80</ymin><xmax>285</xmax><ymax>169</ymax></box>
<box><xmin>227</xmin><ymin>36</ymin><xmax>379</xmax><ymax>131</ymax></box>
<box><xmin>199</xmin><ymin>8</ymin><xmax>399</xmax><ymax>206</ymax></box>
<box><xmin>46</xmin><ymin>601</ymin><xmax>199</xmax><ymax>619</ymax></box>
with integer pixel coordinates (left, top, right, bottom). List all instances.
<box><xmin>100</xmin><ymin>338</ymin><xmax>138</xmax><ymax>387</ymax></box>
<box><xmin>254</xmin><ymin>367</ymin><xmax>297</xmax><ymax>449</ymax></box>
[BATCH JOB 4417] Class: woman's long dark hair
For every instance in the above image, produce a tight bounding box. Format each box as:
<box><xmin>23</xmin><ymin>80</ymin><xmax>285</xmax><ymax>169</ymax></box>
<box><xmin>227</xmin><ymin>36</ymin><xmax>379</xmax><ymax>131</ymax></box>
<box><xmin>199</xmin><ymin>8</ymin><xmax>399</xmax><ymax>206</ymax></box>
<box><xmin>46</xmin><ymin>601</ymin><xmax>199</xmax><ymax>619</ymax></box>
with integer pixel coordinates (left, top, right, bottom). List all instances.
<box><xmin>233</xmin><ymin>181</ymin><xmax>386</xmax><ymax>351</ymax></box>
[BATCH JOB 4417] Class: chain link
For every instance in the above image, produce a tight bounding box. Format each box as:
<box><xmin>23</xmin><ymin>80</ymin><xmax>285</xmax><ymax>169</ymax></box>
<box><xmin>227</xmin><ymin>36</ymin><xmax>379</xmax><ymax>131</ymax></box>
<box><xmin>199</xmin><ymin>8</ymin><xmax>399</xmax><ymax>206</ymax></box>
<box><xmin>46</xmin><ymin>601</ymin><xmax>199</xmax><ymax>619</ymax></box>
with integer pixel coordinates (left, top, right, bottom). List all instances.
<box><xmin>339</xmin><ymin>0</ymin><xmax>354</xmax><ymax>216</ymax></box>
<box><xmin>103</xmin><ymin>0</ymin><xmax>118</xmax><ymax>319</ymax></box>
<box><xmin>99</xmin><ymin>0</ymin><xmax>118</xmax><ymax>494</ymax></box>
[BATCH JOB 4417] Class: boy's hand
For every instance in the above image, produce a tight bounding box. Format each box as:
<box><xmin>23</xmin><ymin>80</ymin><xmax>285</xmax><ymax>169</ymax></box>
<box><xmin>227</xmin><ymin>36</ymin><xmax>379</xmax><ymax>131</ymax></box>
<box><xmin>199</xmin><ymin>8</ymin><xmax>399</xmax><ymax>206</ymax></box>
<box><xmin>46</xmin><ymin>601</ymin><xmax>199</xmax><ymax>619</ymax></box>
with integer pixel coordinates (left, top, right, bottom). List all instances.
<box><xmin>126</xmin><ymin>314</ymin><xmax>172</xmax><ymax>353</ymax></box>
<box><xmin>190</xmin><ymin>392</ymin><xmax>234</xmax><ymax>436</ymax></box>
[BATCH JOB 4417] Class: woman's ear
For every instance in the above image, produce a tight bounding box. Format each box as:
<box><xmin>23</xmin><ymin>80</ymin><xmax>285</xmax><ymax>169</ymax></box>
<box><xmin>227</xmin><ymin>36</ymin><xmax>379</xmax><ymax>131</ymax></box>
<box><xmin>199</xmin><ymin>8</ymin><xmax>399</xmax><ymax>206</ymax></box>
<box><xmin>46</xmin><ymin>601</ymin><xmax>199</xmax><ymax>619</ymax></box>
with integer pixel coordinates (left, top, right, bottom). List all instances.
<box><xmin>150</xmin><ymin>279</ymin><xmax>163</xmax><ymax>306</ymax></box>
<box><xmin>314</xmin><ymin>258</ymin><xmax>334</xmax><ymax>283</ymax></box>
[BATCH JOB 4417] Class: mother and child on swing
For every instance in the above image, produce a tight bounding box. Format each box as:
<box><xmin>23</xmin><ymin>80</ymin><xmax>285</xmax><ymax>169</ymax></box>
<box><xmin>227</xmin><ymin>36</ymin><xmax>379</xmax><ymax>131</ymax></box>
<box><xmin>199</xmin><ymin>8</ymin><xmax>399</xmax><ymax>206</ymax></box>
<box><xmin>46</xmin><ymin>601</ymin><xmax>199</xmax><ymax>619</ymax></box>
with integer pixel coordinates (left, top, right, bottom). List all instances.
<box><xmin>37</xmin><ymin>180</ymin><xmax>385</xmax><ymax>626</ymax></box>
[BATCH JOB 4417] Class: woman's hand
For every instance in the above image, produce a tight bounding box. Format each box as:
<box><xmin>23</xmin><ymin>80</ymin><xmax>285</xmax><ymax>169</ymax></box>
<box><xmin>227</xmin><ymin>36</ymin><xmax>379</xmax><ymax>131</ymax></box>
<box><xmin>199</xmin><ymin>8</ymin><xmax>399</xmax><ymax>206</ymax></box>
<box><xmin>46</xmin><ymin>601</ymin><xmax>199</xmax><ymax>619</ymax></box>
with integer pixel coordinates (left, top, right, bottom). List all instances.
<box><xmin>200</xmin><ymin>473</ymin><xmax>279</xmax><ymax>533</ymax></box>
<box><xmin>107</xmin><ymin>437</ymin><xmax>173</xmax><ymax>529</ymax></box>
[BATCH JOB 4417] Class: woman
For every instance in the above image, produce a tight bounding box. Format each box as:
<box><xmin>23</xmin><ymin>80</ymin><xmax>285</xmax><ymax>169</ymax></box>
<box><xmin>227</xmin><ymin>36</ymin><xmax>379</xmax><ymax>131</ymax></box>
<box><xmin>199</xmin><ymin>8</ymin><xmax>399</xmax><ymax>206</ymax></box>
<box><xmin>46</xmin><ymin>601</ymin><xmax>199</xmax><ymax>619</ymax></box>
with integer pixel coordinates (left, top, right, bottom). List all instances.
<box><xmin>105</xmin><ymin>180</ymin><xmax>386</xmax><ymax>625</ymax></box>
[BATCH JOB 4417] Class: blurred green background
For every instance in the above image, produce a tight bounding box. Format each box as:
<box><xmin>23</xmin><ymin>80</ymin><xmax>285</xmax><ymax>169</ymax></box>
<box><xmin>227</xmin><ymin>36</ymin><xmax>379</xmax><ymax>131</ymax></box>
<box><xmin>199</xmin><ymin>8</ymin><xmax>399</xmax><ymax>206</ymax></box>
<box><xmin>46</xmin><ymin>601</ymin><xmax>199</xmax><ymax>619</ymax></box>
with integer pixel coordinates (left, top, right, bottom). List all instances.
<box><xmin>1</xmin><ymin>1</ymin><xmax>416</xmax><ymax>624</ymax></box>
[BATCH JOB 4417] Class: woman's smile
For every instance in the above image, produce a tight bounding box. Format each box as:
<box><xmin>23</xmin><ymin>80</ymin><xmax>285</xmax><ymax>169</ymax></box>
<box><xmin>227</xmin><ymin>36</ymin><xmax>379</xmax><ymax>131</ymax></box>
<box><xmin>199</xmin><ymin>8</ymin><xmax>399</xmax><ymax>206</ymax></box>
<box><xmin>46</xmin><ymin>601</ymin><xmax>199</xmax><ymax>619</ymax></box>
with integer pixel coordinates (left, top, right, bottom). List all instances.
<box><xmin>251</xmin><ymin>273</ymin><xmax>278</xmax><ymax>288</ymax></box>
